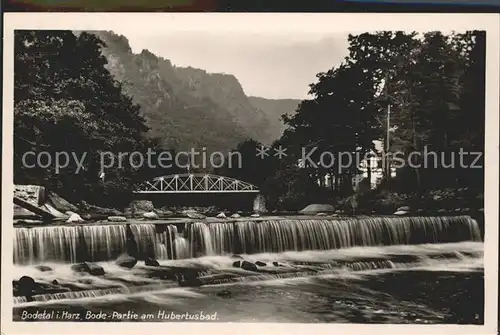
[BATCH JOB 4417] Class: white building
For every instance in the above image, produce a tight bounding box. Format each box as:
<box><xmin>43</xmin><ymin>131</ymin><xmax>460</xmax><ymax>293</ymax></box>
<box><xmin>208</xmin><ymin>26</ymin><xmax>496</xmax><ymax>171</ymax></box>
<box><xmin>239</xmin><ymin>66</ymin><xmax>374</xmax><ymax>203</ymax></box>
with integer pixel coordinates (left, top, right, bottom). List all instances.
<box><xmin>299</xmin><ymin>140</ymin><xmax>397</xmax><ymax>191</ymax></box>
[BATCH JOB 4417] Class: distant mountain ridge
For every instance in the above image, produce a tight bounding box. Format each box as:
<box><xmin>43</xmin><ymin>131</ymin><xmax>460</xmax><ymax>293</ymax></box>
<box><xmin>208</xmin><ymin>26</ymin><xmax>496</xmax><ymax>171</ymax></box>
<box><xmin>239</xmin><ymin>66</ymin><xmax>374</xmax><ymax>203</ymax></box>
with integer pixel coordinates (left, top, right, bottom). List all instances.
<box><xmin>89</xmin><ymin>30</ymin><xmax>301</xmax><ymax>152</ymax></box>
<box><xmin>248</xmin><ymin>97</ymin><xmax>302</xmax><ymax>139</ymax></box>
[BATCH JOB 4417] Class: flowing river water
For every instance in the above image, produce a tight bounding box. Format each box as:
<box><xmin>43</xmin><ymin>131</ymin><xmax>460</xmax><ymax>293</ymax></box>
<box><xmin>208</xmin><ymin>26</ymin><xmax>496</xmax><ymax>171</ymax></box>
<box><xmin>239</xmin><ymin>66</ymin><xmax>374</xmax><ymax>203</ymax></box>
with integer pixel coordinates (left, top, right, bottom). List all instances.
<box><xmin>12</xmin><ymin>216</ymin><xmax>484</xmax><ymax>323</ymax></box>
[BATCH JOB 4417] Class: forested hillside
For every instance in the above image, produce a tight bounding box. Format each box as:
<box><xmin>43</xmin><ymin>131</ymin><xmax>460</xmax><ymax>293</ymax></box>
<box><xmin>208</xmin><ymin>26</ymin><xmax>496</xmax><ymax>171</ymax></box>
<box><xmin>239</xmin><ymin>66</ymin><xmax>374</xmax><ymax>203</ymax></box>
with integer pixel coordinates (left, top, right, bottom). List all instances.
<box><xmin>91</xmin><ymin>31</ymin><xmax>298</xmax><ymax>151</ymax></box>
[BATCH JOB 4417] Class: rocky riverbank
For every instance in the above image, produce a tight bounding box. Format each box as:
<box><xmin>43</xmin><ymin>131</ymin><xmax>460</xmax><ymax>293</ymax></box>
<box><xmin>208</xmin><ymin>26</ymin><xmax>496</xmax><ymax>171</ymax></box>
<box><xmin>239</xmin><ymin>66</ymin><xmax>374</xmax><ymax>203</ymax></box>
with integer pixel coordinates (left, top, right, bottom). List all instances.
<box><xmin>14</xmin><ymin>185</ymin><xmax>484</xmax><ymax>228</ymax></box>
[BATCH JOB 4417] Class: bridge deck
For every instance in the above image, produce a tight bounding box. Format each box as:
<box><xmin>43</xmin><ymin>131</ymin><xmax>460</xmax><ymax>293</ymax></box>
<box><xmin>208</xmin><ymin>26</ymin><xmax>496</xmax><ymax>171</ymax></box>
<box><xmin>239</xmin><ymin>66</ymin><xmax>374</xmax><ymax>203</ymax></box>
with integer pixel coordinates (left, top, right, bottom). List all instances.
<box><xmin>135</xmin><ymin>173</ymin><xmax>260</xmax><ymax>194</ymax></box>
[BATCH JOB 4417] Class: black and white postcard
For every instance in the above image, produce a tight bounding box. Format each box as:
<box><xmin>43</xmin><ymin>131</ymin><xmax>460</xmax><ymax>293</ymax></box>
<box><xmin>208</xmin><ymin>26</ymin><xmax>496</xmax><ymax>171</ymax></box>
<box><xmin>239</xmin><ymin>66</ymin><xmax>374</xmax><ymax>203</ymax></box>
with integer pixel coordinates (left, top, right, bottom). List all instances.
<box><xmin>2</xmin><ymin>13</ymin><xmax>499</xmax><ymax>335</ymax></box>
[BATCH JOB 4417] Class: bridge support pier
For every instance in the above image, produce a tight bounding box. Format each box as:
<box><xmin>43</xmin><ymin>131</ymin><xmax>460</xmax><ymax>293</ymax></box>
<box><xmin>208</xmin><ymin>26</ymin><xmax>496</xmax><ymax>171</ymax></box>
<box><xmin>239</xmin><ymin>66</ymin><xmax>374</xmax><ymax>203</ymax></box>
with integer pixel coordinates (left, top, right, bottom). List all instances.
<box><xmin>253</xmin><ymin>194</ymin><xmax>266</xmax><ymax>214</ymax></box>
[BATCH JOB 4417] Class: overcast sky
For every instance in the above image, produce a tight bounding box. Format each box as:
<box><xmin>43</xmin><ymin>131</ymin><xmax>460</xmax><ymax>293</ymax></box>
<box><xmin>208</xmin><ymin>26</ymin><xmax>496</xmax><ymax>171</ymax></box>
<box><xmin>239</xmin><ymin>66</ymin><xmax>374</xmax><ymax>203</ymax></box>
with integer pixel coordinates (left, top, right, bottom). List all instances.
<box><xmin>111</xmin><ymin>29</ymin><xmax>349</xmax><ymax>100</ymax></box>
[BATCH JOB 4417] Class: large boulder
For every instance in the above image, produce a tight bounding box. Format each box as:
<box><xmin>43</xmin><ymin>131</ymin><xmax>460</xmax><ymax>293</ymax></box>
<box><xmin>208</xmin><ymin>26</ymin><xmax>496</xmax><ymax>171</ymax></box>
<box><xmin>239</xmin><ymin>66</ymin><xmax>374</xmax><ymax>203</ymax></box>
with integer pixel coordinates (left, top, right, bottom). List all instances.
<box><xmin>15</xmin><ymin>185</ymin><xmax>45</xmax><ymax>206</ymax></box>
<box><xmin>186</xmin><ymin>212</ymin><xmax>206</xmax><ymax>219</ymax></box>
<box><xmin>13</xmin><ymin>204</ymin><xmax>40</xmax><ymax>220</ymax></box>
<box><xmin>42</xmin><ymin>203</ymin><xmax>68</xmax><ymax>220</ymax></box>
<box><xmin>299</xmin><ymin>204</ymin><xmax>335</xmax><ymax>215</ymax></box>
<box><xmin>66</xmin><ymin>213</ymin><xmax>84</xmax><ymax>223</ymax></box>
<box><xmin>107</xmin><ymin>216</ymin><xmax>127</xmax><ymax>222</ymax></box>
<box><xmin>156</xmin><ymin>209</ymin><xmax>174</xmax><ymax>218</ymax></box>
<box><xmin>47</xmin><ymin>191</ymin><xmax>78</xmax><ymax>213</ymax></box>
<box><xmin>80</xmin><ymin>201</ymin><xmax>122</xmax><ymax>216</ymax></box>
<box><xmin>17</xmin><ymin>276</ymin><xmax>37</xmax><ymax>296</ymax></box>
<box><xmin>143</xmin><ymin>212</ymin><xmax>159</xmax><ymax>220</ymax></box>
<box><xmin>144</xmin><ymin>257</ymin><xmax>160</xmax><ymax>267</ymax></box>
<box><xmin>129</xmin><ymin>200</ymin><xmax>155</xmax><ymax>215</ymax></box>
<box><xmin>116</xmin><ymin>254</ymin><xmax>137</xmax><ymax>269</ymax></box>
<box><xmin>393</xmin><ymin>210</ymin><xmax>409</xmax><ymax>216</ymax></box>
<box><xmin>216</xmin><ymin>212</ymin><xmax>227</xmax><ymax>219</ymax></box>
<box><xmin>177</xmin><ymin>270</ymin><xmax>203</xmax><ymax>287</ymax></box>
<box><xmin>240</xmin><ymin>260</ymin><xmax>258</xmax><ymax>272</ymax></box>
<box><xmin>71</xmin><ymin>262</ymin><xmax>105</xmax><ymax>276</ymax></box>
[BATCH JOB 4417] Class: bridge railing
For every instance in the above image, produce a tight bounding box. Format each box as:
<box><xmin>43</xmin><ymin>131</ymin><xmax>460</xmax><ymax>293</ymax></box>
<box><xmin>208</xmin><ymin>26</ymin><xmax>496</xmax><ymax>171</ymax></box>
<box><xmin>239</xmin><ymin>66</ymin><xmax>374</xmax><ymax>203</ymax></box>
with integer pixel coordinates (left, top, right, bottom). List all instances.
<box><xmin>134</xmin><ymin>173</ymin><xmax>259</xmax><ymax>194</ymax></box>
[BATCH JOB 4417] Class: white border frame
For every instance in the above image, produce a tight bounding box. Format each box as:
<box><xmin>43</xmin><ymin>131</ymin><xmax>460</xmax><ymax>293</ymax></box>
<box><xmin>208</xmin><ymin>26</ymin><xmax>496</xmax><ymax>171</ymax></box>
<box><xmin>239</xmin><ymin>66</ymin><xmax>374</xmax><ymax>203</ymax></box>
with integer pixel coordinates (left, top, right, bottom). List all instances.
<box><xmin>2</xmin><ymin>13</ymin><xmax>499</xmax><ymax>335</ymax></box>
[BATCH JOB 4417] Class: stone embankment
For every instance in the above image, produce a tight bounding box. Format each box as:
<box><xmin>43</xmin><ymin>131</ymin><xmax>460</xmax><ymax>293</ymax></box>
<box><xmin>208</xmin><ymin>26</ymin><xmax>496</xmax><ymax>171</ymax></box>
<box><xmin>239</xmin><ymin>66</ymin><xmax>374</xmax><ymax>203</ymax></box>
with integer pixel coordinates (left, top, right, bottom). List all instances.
<box><xmin>14</xmin><ymin>185</ymin><xmax>264</xmax><ymax>226</ymax></box>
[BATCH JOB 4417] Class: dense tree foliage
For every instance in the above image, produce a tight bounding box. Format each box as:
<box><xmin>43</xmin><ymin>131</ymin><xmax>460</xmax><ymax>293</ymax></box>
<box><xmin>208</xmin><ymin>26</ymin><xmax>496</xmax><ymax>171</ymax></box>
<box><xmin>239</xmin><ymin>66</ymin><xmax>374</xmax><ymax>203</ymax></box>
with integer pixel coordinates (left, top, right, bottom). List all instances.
<box><xmin>224</xmin><ymin>30</ymin><xmax>485</xmax><ymax>210</ymax></box>
<box><xmin>14</xmin><ymin>30</ymin><xmax>160</xmax><ymax>207</ymax></box>
<box><xmin>15</xmin><ymin>30</ymin><xmax>485</xmax><ymax>211</ymax></box>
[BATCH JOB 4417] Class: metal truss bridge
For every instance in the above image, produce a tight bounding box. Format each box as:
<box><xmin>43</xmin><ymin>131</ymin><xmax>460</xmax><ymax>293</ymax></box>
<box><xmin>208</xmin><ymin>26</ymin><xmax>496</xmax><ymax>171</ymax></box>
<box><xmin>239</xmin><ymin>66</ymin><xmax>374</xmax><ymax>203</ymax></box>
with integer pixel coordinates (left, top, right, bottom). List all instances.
<box><xmin>134</xmin><ymin>173</ymin><xmax>260</xmax><ymax>194</ymax></box>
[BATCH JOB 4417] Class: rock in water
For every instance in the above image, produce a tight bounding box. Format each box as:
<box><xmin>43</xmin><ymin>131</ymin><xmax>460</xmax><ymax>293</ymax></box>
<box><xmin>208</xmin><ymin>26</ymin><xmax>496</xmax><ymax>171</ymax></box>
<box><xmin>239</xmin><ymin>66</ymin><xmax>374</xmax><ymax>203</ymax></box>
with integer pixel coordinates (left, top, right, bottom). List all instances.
<box><xmin>393</xmin><ymin>210</ymin><xmax>409</xmax><ymax>216</ymax></box>
<box><xmin>71</xmin><ymin>262</ymin><xmax>105</xmax><ymax>276</ymax></box>
<box><xmin>216</xmin><ymin>212</ymin><xmax>226</xmax><ymax>218</ymax></box>
<box><xmin>66</xmin><ymin>213</ymin><xmax>84</xmax><ymax>223</ymax></box>
<box><xmin>231</xmin><ymin>254</ymin><xmax>243</xmax><ymax>259</ymax></box>
<box><xmin>35</xmin><ymin>265</ymin><xmax>52</xmax><ymax>272</ymax></box>
<box><xmin>128</xmin><ymin>200</ymin><xmax>155</xmax><ymax>215</ymax></box>
<box><xmin>116</xmin><ymin>255</ymin><xmax>137</xmax><ymax>269</ymax></box>
<box><xmin>187</xmin><ymin>212</ymin><xmax>206</xmax><ymax>219</ymax></box>
<box><xmin>232</xmin><ymin>261</ymin><xmax>241</xmax><ymax>268</ymax></box>
<box><xmin>17</xmin><ymin>276</ymin><xmax>37</xmax><ymax>296</ymax></box>
<box><xmin>13</xmin><ymin>204</ymin><xmax>40</xmax><ymax>220</ymax></box>
<box><xmin>241</xmin><ymin>260</ymin><xmax>258</xmax><ymax>272</ymax></box>
<box><xmin>145</xmin><ymin>257</ymin><xmax>160</xmax><ymax>267</ymax></box>
<box><xmin>85</xmin><ymin>263</ymin><xmax>105</xmax><ymax>276</ymax></box>
<box><xmin>397</xmin><ymin>206</ymin><xmax>411</xmax><ymax>212</ymax></box>
<box><xmin>47</xmin><ymin>191</ymin><xmax>78</xmax><ymax>213</ymax></box>
<box><xmin>108</xmin><ymin>216</ymin><xmax>128</xmax><ymax>222</ymax></box>
<box><xmin>156</xmin><ymin>209</ymin><xmax>174</xmax><ymax>218</ymax></box>
<box><xmin>255</xmin><ymin>261</ymin><xmax>266</xmax><ymax>266</ymax></box>
<box><xmin>250</xmin><ymin>213</ymin><xmax>260</xmax><ymax>218</ymax></box>
<box><xmin>230</xmin><ymin>213</ymin><xmax>241</xmax><ymax>218</ymax></box>
<box><xmin>178</xmin><ymin>271</ymin><xmax>202</xmax><ymax>287</ymax></box>
<box><xmin>143</xmin><ymin>211</ymin><xmax>159</xmax><ymax>220</ymax></box>
<box><xmin>299</xmin><ymin>204</ymin><xmax>335</xmax><ymax>215</ymax></box>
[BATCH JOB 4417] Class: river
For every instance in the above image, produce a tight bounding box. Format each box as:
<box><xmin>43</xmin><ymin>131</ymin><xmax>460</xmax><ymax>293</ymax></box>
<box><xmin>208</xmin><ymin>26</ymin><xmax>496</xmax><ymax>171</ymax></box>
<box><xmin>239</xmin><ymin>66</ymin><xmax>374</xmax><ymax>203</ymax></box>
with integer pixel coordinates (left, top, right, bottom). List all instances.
<box><xmin>12</xmin><ymin>216</ymin><xmax>484</xmax><ymax>323</ymax></box>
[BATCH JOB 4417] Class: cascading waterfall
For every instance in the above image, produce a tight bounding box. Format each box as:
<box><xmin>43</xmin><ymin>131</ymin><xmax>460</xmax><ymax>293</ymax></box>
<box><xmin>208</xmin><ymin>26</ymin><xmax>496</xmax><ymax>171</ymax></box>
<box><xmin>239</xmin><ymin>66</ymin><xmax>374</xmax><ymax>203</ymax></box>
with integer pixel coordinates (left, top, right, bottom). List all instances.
<box><xmin>185</xmin><ymin>222</ymin><xmax>215</xmax><ymax>257</ymax></box>
<box><xmin>14</xmin><ymin>224</ymin><xmax>184</xmax><ymax>264</ymax></box>
<box><xmin>174</xmin><ymin>237</ymin><xmax>190</xmax><ymax>259</ymax></box>
<box><xmin>155</xmin><ymin>225</ymin><xmax>180</xmax><ymax>260</ymax></box>
<box><xmin>186</xmin><ymin>215</ymin><xmax>481</xmax><ymax>256</ymax></box>
<box><xmin>14</xmin><ymin>216</ymin><xmax>482</xmax><ymax>265</ymax></box>
<box><xmin>14</xmin><ymin>225</ymin><xmax>127</xmax><ymax>264</ymax></box>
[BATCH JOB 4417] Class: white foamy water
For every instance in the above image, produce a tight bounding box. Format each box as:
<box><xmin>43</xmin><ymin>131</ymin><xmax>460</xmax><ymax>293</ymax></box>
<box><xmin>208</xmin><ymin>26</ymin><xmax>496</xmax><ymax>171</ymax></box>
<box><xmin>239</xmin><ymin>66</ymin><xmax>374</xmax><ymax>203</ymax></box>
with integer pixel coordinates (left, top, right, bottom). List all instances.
<box><xmin>14</xmin><ymin>216</ymin><xmax>482</xmax><ymax>264</ymax></box>
<box><xmin>12</xmin><ymin>242</ymin><xmax>483</xmax><ymax>308</ymax></box>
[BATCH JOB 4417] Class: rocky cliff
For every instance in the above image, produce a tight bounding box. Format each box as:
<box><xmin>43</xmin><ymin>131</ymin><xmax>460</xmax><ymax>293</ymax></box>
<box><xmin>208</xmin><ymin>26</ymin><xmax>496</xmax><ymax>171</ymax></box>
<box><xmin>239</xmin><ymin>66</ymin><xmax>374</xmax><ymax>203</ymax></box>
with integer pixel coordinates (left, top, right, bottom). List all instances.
<box><xmin>89</xmin><ymin>31</ymin><xmax>300</xmax><ymax>152</ymax></box>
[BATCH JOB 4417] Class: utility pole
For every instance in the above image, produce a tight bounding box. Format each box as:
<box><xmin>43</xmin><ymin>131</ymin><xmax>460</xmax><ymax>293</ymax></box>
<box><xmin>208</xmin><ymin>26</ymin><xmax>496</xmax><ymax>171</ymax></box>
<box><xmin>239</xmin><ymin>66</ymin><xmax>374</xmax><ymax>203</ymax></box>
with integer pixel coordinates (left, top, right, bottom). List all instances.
<box><xmin>385</xmin><ymin>103</ymin><xmax>391</xmax><ymax>179</ymax></box>
<box><xmin>383</xmin><ymin>73</ymin><xmax>391</xmax><ymax>180</ymax></box>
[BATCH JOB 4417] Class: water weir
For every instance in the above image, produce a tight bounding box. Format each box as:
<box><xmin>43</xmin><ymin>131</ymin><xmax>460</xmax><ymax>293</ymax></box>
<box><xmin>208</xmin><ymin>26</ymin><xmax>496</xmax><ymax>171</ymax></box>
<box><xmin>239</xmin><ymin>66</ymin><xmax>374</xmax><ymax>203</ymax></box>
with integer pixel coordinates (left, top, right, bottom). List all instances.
<box><xmin>14</xmin><ymin>216</ymin><xmax>482</xmax><ymax>265</ymax></box>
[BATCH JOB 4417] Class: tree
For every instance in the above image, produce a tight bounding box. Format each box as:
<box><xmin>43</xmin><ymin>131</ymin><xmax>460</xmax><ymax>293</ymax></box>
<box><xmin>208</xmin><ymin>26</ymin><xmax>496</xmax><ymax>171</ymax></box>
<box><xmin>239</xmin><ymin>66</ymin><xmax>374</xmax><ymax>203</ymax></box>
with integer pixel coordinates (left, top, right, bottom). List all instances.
<box><xmin>274</xmin><ymin>30</ymin><xmax>485</xmax><ymax>209</ymax></box>
<box><xmin>14</xmin><ymin>30</ymin><xmax>154</xmax><ymax>207</ymax></box>
<box><xmin>282</xmin><ymin>60</ymin><xmax>380</xmax><ymax>197</ymax></box>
